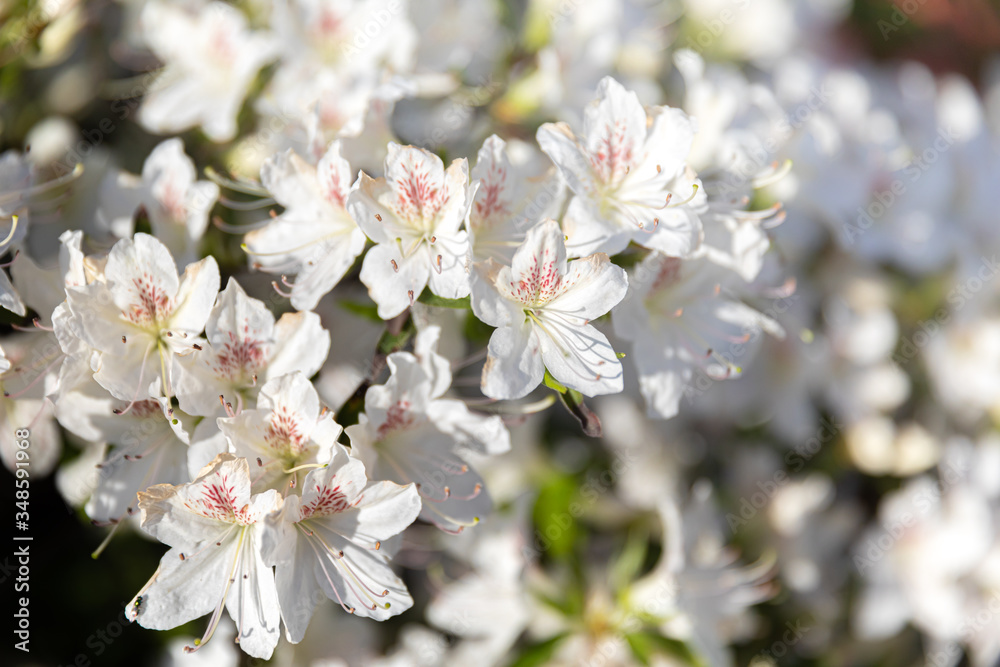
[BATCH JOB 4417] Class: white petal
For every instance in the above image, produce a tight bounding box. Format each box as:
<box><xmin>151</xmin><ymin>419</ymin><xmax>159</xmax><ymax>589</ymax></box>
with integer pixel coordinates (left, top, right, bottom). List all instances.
<box><xmin>260</xmin><ymin>149</ymin><xmax>321</xmax><ymax>209</ymax></box>
<box><xmin>104</xmin><ymin>233</ymin><xmax>180</xmax><ymax>321</ymax></box>
<box><xmin>359</xmin><ymin>243</ymin><xmax>429</xmax><ymax>319</ymax></box>
<box><xmin>537</xmin><ymin>319</ymin><xmax>623</xmax><ymax>396</ymax></box>
<box><xmin>425</xmin><ymin>232</ymin><xmax>471</xmax><ymax>300</ymax></box>
<box><xmin>481</xmin><ymin>320</ymin><xmax>544</xmax><ymax>400</ymax></box>
<box><xmin>170</xmin><ymin>255</ymin><xmax>221</xmax><ymax>333</ymax></box>
<box><xmin>225</xmin><ymin>527</ymin><xmax>281</xmax><ymax>659</ymax></box>
<box><xmin>536</xmin><ymin>122</ymin><xmax>596</xmax><ymax>196</ymax></box>
<box><xmin>510</xmin><ymin>219</ymin><xmax>567</xmax><ymax>291</ymax></box>
<box><xmin>470</xmin><ymin>259</ymin><xmax>516</xmax><ymax>328</ymax></box>
<box><xmin>562</xmin><ymin>196</ymin><xmax>633</xmax><ymax>258</ymax></box>
<box><xmin>258</xmin><ymin>372</ymin><xmax>320</xmax><ymax>423</ymax></box>
<box><xmin>542</xmin><ymin>253</ymin><xmax>628</xmax><ymax>321</ymax></box>
<box><xmin>427</xmin><ymin>398</ymin><xmax>511</xmax><ymax>456</ymax></box>
<box><xmin>582</xmin><ymin>77</ymin><xmax>648</xmax><ymax>183</ymax></box>
<box><xmin>267</xmin><ymin>311</ymin><xmax>331</xmax><ymax>380</ymax></box>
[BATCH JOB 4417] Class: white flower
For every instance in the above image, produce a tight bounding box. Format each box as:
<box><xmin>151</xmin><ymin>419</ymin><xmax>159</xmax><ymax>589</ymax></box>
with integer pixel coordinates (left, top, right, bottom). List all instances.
<box><xmin>173</xmin><ymin>278</ymin><xmax>330</xmax><ymax>416</ymax></box>
<box><xmin>218</xmin><ymin>372</ymin><xmax>341</xmax><ymax>493</ymax></box>
<box><xmin>425</xmin><ymin>512</ymin><xmax>530</xmax><ymax>667</ymax></box>
<box><xmin>56</xmin><ymin>233</ymin><xmax>219</xmax><ymax>406</ymax></box>
<box><xmin>347</xmin><ymin>339</ymin><xmax>509</xmax><ymax>532</ymax></box>
<box><xmin>612</xmin><ymin>253</ymin><xmax>783</xmax><ymax>419</ymax></box>
<box><xmin>129</xmin><ymin>454</ymin><xmax>282</xmax><ymax>659</ymax></box>
<box><xmin>537</xmin><ymin>77</ymin><xmax>703</xmax><ymax>258</ymax></box>
<box><xmin>98</xmin><ymin>139</ymin><xmax>219</xmax><ymax>266</ymax></box>
<box><xmin>55</xmin><ymin>381</ymin><xmax>194</xmax><ymax>524</ymax></box>
<box><xmin>0</xmin><ymin>335</ymin><xmax>62</xmax><ymax>477</ymax></box>
<box><xmin>244</xmin><ymin>142</ymin><xmax>367</xmax><ymax>310</ymax></box>
<box><xmin>348</xmin><ymin>143</ymin><xmax>475</xmax><ymax>318</ymax></box>
<box><xmin>471</xmin><ymin>219</ymin><xmax>628</xmax><ymax>399</ymax></box>
<box><xmin>139</xmin><ymin>1</ymin><xmax>278</xmax><ymax>142</ymax></box>
<box><xmin>10</xmin><ymin>230</ymin><xmax>89</xmax><ymax>326</ymax></box>
<box><xmin>260</xmin><ymin>444</ymin><xmax>420</xmax><ymax>639</ymax></box>
<box><xmin>468</xmin><ymin>134</ymin><xmax>562</xmax><ymax>264</ymax></box>
<box><xmin>630</xmin><ymin>488</ymin><xmax>775</xmax><ymax>667</ymax></box>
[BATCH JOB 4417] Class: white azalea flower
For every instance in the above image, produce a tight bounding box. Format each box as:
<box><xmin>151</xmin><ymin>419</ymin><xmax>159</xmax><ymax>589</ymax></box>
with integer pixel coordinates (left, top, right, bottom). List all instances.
<box><xmin>0</xmin><ymin>334</ymin><xmax>62</xmax><ymax>477</ymax></box>
<box><xmin>55</xmin><ymin>380</ymin><xmax>194</xmax><ymax>525</ymax></box>
<box><xmin>56</xmin><ymin>233</ymin><xmax>219</xmax><ymax>406</ymax></box>
<box><xmin>536</xmin><ymin>76</ymin><xmax>704</xmax><ymax>258</ymax></box>
<box><xmin>347</xmin><ymin>342</ymin><xmax>509</xmax><ymax>533</ymax></box>
<box><xmin>630</xmin><ymin>487</ymin><xmax>775</xmax><ymax>667</ymax></box>
<box><xmin>244</xmin><ymin>141</ymin><xmax>367</xmax><ymax>310</ymax></box>
<box><xmin>218</xmin><ymin>372</ymin><xmax>342</xmax><ymax>493</ymax></box>
<box><xmin>260</xmin><ymin>444</ymin><xmax>420</xmax><ymax>640</ymax></box>
<box><xmin>426</xmin><ymin>511</ymin><xmax>531</xmax><ymax>667</ymax></box>
<box><xmin>471</xmin><ymin>219</ymin><xmax>628</xmax><ymax>399</ymax></box>
<box><xmin>139</xmin><ymin>1</ymin><xmax>278</xmax><ymax>142</ymax></box>
<box><xmin>0</xmin><ymin>150</ymin><xmax>83</xmax><ymax>315</ymax></box>
<box><xmin>128</xmin><ymin>454</ymin><xmax>282</xmax><ymax>659</ymax></box>
<box><xmin>98</xmin><ymin>139</ymin><xmax>219</xmax><ymax>266</ymax></box>
<box><xmin>348</xmin><ymin>143</ymin><xmax>475</xmax><ymax>318</ymax></box>
<box><xmin>10</xmin><ymin>230</ymin><xmax>89</xmax><ymax>327</ymax></box>
<box><xmin>468</xmin><ymin>134</ymin><xmax>562</xmax><ymax>264</ymax></box>
<box><xmin>612</xmin><ymin>253</ymin><xmax>784</xmax><ymax>419</ymax></box>
<box><xmin>174</xmin><ymin>278</ymin><xmax>330</xmax><ymax>416</ymax></box>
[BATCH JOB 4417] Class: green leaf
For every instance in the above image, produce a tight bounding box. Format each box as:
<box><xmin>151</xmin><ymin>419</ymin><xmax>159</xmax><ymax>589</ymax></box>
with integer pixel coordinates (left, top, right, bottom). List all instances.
<box><xmin>509</xmin><ymin>634</ymin><xmax>569</xmax><ymax>667</ymax></box>
<box><xmin>377</xmin><ymin>322</ymin><xmax>414</xmax><ymax>355</ymax></box>
<box><xmin>416</xmin><ymin>288</ymin><xmax>471</xmax><ymax>309</ymax></box>
<box><xmin>338</xmin><ymin>299</ymin><xmax>382</xmax><ymax>323</ymax></box>
<box><xmin>626</xmin><ymin>632</ymin><xmax>707</xmax><ymax>667</ymax></box>
<box><xmin>543</xmin><ymin>369</ymin><xmax>567</xmax><ymax>394</ymax></box>
<box><xmin>610</xmin><ymin>528</ymin><xmax>649</xmax><ymax>592</ymax></box>
<box><xmin>531</xmin><ymin>473</ymin><xmax>579</xmax><ymax>559</ymax></box>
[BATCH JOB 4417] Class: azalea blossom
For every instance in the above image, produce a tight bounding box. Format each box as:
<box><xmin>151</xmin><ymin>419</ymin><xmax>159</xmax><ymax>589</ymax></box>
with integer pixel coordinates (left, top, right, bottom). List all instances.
<box><xmin>347</xmin><ymin>333</ymin><xmax>509</xmax><ymax>532</ymax></box>
<box><xmin>217</xmin><ymin>372</ymin><xmax>341</xmax><ymax>493</ymax></box>
<box><xmin>348</xmin><ymin>143</ymin><xmax>475</xmax><ymax>318</ymax></box>
<box><xmin>174</xmin><ymin>278</ymin><xmax>330</xmax><ymax>416</ymax></box>
<box><xmin>629</xmin><ymin>490</ymin><xmax>776</xmax><ymax>667</ymax></box>
<box><xmin>468</xmin><ymin>134</ymin><xmax>562</xmax><ymax>264</ymax></box>
<box><xmin>56</xmin><ymin>233</ymin><xmax>219</xmax><ymax>406</ymax></box>
<box><xmin>244</xmin><ymin>141</ymin><xmax>367</xmax><ymax>310</ymax></box>
<box><xmin>612</xmin><ymin>253</ymin><xmax>784</xmax><ymax>419</ymax></box>
<box><xmin>55</xmin><ymin>382</ymin><xmax>194</xmax><ymax>525</ymax></box>
<box><xmin>260</xmin><ymin>444</ymin><xmax>420</xmax><ymax>640</ymax></box>
<box><xmin>98</xmin><ymin>139</ymin><xmax>220</xmax><ymax>266</ymax></box>
<box><xmin>0</xmin><ymin>150</ymin><xmax>84</xmax><ymax>315</ymax></box>
<box><xmin>128</xmin><ymin>454</ymin><xmax>282</xmax><ymax>659</ymax></box>
<box><xmin>0</xmin><ymin>335</ymin><xmax>62</xmax><ymax>477</ymax></box>
<box><xmin>537</xmin><ymin>76</ymin><xmax>704</xmax><ymax>258</ymax></box>
<box><xmin>471</xmin><ymin>219</ymin><xmax>628</xmax><ymax>399</ymax></box>
<box><xmin>139</xmin><ymin>1</ymin><xmax>278</xmax><ymax>142</ymax></box>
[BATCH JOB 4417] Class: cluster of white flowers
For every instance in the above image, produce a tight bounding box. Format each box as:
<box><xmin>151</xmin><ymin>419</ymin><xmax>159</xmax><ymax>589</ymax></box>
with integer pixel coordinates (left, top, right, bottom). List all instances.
<box><xmin>4</xmin><ymin>0</ymin><xmax>1000</xmax><ymax>665</ymax></box>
